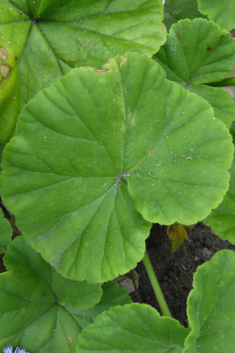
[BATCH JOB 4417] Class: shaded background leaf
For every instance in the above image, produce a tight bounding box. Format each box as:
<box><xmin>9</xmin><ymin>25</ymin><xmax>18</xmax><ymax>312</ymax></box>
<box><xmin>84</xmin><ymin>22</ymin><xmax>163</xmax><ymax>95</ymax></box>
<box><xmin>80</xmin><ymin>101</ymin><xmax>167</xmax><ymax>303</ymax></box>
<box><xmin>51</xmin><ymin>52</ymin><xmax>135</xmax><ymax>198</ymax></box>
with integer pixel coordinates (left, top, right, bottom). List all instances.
<box><xmin>164</xmin><ymin>0</ymin><xmax>206</xmax><ymax>31</ymax></box>
<box><xmin>154</xmin><ymin>18</ymin><xmax>235</xmax><ymax>127</ymax></box>
<box><xmin>197</xmin><ymin>0</ymin><xmax>235</xmax><ymax>31</ymax></box>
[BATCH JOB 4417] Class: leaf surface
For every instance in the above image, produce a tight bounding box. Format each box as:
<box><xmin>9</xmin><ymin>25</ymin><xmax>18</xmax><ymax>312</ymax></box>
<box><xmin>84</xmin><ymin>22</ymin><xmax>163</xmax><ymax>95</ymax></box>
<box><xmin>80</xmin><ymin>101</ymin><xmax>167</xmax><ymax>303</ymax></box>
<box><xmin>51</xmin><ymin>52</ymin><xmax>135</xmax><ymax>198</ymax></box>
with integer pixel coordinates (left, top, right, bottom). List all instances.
<box><xmin>164</xmin><ymin>0</ymin><xmax>206</xmax><ymax>31</ymax></box>
<box><xmin>1</xmin><ymin>52</ymin><xmax>233</xmax><ymax>282</ymax></box>
<box><xmin>184</xmin><ymin>250</ymin><xmax>235</xmax><ymax>352</ymax></box>
<box><xmin>0</xmin><ymin>236</ymin><xmax>102</xmax><ymax>353</ymax></box>
<box><xmin>154</xmin><ymin>18</ymin><xmax>235</xmax><ymax>127</ymax></box>
<box><xmin>0</xmin><ymin>0</ymin><xmax>166</xmax><ymax>143</ymax></box>
<box><xmin>76</xmin><ymin>303</ymin><xmax>188</xmax><ymax>353</ymax></box>
<box><xmin>198</xmin><ymin>0</ymin><xmax>235</xmax><ymax>31</ymax></box>
<box><xmin>0</xmin><ymin>208</ymin><xmax>12</xmax><ymax>252</ymax></box>
<box><xmin>204</xmin><ymin>158</ymin><xmax>235</xmax><ymax>244</ymax></box>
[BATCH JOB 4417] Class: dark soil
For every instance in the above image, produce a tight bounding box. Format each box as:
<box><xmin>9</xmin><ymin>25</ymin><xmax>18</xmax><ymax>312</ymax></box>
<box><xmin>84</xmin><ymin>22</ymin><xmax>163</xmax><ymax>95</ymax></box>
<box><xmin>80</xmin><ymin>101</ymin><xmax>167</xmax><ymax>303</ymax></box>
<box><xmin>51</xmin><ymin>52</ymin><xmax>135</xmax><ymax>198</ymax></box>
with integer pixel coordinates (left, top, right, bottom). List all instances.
<box><xmin>131</xmin><ymin>223</ymin><xmax>235</xmax><ymax>327</ymax></box>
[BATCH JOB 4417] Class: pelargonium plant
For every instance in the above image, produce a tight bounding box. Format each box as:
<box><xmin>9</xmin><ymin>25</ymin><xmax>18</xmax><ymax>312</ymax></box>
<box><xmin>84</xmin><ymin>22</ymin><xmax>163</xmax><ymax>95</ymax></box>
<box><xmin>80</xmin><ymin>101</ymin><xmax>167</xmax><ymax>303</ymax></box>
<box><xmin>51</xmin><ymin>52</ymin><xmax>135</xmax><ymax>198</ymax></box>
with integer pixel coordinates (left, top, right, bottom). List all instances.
<box><xmin>0</xmin><ymin>0</ymin><xmax>235</xmax><ymax>352</ymax></box>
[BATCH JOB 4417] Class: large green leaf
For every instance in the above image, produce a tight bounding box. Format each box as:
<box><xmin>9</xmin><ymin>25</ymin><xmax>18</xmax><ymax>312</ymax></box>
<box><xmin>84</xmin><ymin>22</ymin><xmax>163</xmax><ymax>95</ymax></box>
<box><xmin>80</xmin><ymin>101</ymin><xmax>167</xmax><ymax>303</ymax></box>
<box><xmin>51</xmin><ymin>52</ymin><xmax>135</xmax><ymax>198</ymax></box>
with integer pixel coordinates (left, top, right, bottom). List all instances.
<box><xmin>164</xmin><ymin>0</ymin><xmax>206</xmax><ymax>31</ymax></box>
<box><xmin>204</xmin><ymin>158</ymin><xmax>235</xmax><ymax>244</ymax></box>
<box><xmin>197</xmin><ymin>0</ymin><xmax>235</xmax><ymax>31</ymax></box>
<box><xmin>154</xmin><ymin>18</ymin><xmax>235</xmax><ymax>127</ymax></box>
<box><xmin>0</xmin><ymin>208</ymin><xmax>12</xmax><ymax>253</ymax></box>
<box><xmin>1</xmin><ymin>52</ymin><xmax>233</xmax><ymax>283</ymax></box>
<box><xmin>0</xmin><ymin>236</ymin><xmax>102</xmax><ymax>353</ymax></box>
<box><xmin>184</xmin><ymin>250</ymin><xmax>235</xmax><ymax>352</ymax></box>
<box><xmin>0</xmin><ymin>143</ymin><xmax>4</xmax><ymax>173</ymax></box>
<box><xmin>76</xmin><ymin>303</ymin><xmax>188</xmax><ymax>353</ymax></box>
<box><xmin>0</xmin><ymin>0</ymin><xmax>166</xmax><ymax>144</ymax></box>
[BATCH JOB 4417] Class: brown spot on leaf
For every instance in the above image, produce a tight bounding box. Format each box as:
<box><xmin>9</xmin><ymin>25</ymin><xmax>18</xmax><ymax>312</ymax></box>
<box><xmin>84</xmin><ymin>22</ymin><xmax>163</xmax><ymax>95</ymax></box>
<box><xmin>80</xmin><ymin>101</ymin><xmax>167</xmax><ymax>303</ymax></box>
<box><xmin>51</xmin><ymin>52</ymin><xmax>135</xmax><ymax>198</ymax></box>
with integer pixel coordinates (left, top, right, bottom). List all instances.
<box><xmin>0</xmin><ymin>64</ymin><xmax>10</xmax><ymax>79</ymax></box>
<box><xmin>9</xmin><ymin>7</ymin><xmax>13</xmax><ymax>10</ymax></box>
<box><xmin>148</xmin><ymin>151</ymin><xmax>153</xmax><ymax>156</ymax></box>
<box><xmin>207</xmin><ymin>46</ymin><xmax>211</xmax><ymax>51</ymax></box>
<box><xmin>15</xmin><ymin>56</ymin><xmax>17</xmax><ymax>61</ymax></box>
<box><xmin>0</xmin><ymin>48</ymin><xmax>7</xmax><ymax>61</ymax></box>
<box><xmin>177</xmin><ymin>33</ymin><xmax>180</xmax><ymax>39</ymax></box>
<box><xmin>120</xmin><ymin>56</ymin><xmax>126</xmax><ymax>66</ymax></box>
<box><xmin>94</xmin><ymin>68</ymin><xmax>110</xmax><ymax>73</ymax></box>
<box><xmin>68</xmin><ymin>338</ymin><xmax>72</xmax><ymax>345</ymax></box>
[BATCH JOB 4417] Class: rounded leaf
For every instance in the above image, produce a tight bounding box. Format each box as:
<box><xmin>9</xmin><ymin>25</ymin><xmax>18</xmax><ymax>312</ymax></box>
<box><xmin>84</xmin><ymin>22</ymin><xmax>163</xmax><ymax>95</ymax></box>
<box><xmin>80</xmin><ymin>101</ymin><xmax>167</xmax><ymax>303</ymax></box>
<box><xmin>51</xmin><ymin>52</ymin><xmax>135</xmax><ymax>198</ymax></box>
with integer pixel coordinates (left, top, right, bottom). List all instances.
<box><xmin>154</xmin><ymin>18</ymin><xmax>235</xmax><ymax>127</ymax></box>
<box><xmin>198</xmin><ymin>0</ymin><xmax>235</xmax><ymax>31</ymax></box>
<box><xmin>184</xmin><ymin>250</ymin><xmax>235</xmax><ymax>352</ymax></box>
<box><xmin>1</xmin><ymin>53</ymin><xmax>233</xmax><ymax>283</ymax></box>
<box><xmin>0</xmin><ymin>0</ymin><xmax>166</xmax><ymax>143</ymax></box>
<box><xmin>204</xmin><ymin>158</ymin><xmax>235</xmax><ymax>244</ymax></box>
<box><xmin>0</xmin><ymin>236</ymin><xmax>102</xmax><ymax>353</ymax></box>
<box><xmin>76</xmin><ymin>303</ymin><xmax>188</xmax><ymax>353</ymax></box>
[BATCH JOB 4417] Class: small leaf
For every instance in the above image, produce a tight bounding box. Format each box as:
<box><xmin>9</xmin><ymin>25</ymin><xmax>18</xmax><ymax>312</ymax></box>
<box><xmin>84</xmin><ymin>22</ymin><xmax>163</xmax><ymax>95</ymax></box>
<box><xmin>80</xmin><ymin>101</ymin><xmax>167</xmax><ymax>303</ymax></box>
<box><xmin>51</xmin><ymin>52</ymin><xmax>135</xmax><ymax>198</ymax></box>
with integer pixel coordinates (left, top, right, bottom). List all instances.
<box><xmin>154</xmin><ymin>18</ymin><xmax>235</xmax><ymax>127</ymax></box>
<box><xmin>71</xmin><ymin>281</ymin><xmax>132</xmax><ymax>330</ymax></box>
<box><xmin>0</xmin><ymin>236</ymin><xmax>102</xmax><ymax>352</ymax></box>
<box><xmin>76</xmin><ymin>303</ymin><xmax>188</xmax><ymax>353</ymax></box>
<box><xmin>0</xmin><ymin>0</ymin><xmax>166</xmax><ymax>143</ymax></box>
<box><xmin>167</xmin><ymin>222</ymin><xmax>188</xmax><ymax>252</ymax></box>
<box><xmin>164</xmin><ymin>0</ymin><xmax>206</xmax><ymax>31</ymax></box>
<box><xmin>1</xmin><ymin>52</ymin><xmax>233</xmax><ymax>283</ymax></box>
<box><xmin>0</xmin><ymin>208</ymin><xmax>12</xmax><ymax>253</ymax></box>
<box><xmin>184</xmin><ymin>250</ymin><xmax>235</xmax><ymax>352</ymax></box>
<box><xmin>204</xmin><ymin>158</ymin><xmax>235</xmax><ymax>244</ymax></box>
<box><xmin>198</xmin><ymin>0</ymin><xmax>235</xmax><ymax>31</ymax></box>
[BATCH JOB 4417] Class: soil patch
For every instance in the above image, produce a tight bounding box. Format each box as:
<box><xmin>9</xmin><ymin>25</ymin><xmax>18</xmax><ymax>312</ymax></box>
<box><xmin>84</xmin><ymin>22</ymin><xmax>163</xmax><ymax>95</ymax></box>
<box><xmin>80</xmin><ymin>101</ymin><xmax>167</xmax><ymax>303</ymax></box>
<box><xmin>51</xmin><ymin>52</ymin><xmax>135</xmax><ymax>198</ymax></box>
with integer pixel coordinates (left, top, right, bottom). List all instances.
<box><xmin>131</xmin><ymin>223</ymin><xmax>235</xmax><ymax>327</ymax></box>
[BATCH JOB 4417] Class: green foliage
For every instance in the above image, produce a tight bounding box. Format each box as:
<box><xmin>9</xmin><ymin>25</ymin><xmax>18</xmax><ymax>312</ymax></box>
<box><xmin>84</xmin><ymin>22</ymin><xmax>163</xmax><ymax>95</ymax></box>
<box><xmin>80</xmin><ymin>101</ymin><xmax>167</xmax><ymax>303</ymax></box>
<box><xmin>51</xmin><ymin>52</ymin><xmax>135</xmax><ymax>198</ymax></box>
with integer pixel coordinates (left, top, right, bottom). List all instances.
<box><xmin>76</xmin><ymin>250</ymin><xmax>235</xmax><ymax>353</ymax></box>
<box><xmin>0</xmin><ymin>0</ymin><xmax>166</xmax><ymax>143</ymax></box>
<box><xmin>204</xmin><ymin>159</ymin><xmax>235</xmax><ymax>244</ymax></box>
<box><xmin>198</xmin><ymin>0</ymin><xmax>235</xmax><ymax>31</ymax></box>
<box><xmin>164</xmin><ymin>0</ymin><xmax>207</xmax><ymax>31</ymax></box>
<box><xmin>154</xmin><ymin>18</ymin><xmax>235</xmax><ymax>127</ymax></box>
<box><xmin>0</xmin><ymin>236</ymin><xmax>131</xmax><ymax>352</ymax></box>
<box><xmin>1</xmin><ymin>1</ymin><xmax>235</xmax><ymax>352</ymax></box>
<box><xmin>77</xmin><ymin>303</ymin><xmax>188</xmax><ymax>353</ymax></box>
<box><xmin>184</xmin><ymin>250</ymin><xmax>235</xmax><ymax>352</ymax></box>
<box><xmin>1</xmin><ymin>52</ymin><xmax>233</xmax><ymax>283</ymax></box>
<box><xmin>0</xmin><ymin>208</ymin><xmax>11</xmax><ymax>252</ymax></box>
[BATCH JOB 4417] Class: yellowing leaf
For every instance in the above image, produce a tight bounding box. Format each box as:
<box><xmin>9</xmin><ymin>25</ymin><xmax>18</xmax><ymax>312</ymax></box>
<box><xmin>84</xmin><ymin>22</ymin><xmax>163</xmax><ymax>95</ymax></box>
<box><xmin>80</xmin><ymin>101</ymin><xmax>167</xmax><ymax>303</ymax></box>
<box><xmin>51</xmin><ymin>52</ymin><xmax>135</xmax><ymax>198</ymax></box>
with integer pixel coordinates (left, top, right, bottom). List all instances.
<box><xmin>167</xmin><ymin>222</ymin><xmax>189</xmax><ymax>252</ymax></box>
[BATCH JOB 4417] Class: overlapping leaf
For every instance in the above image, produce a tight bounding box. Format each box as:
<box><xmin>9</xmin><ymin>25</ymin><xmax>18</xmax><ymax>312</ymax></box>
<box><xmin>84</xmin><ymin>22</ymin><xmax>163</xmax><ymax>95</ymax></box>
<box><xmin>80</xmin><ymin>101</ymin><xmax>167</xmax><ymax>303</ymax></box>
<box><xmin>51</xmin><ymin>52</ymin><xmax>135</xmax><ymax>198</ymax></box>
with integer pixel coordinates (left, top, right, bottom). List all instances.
<box><xmin>184</xmin><ymin>250</ymin><xmax>235</xmax><ymax>352</ymax></box>
<box><xmin>198</xmin><ymin>0</ymin><xmax>235</xmax><ymax>31</ymax></box>
<box><xmin>1</xmin><ymin>52</ymin><xmax>233</xmax><ymax>283</ymax></box>
<box><xmin>164</xmin><ymin>0</ymin><xmax>206</xmax><ymax>31</ymax></box>
<box><xmin>154</xmin><ymin>18</ymin><xmax>235</xmax><ymax>127</ymax></box>
<box><xmin>0</xmin><ymin>208</ymin><xmax>12</xmax><ymax>252</ymax></box>
<box><xmin>204</xmin><ymin>159</ymin><xmax>235</xmax><ymax>244</ymax></box>
<box><xmin>0</xmin><ymin>0</ymin><xmax>166</xmax><ymax>143</ymax></box>
<box><xmin>76</xmin><ymin>303</ymin><xmax>189</xmax><ymax>353</ymax></box>
<box><xmin>0</xmin><ymin>236</ymin><xmax>103</xmax><ymax>353</ymax></box>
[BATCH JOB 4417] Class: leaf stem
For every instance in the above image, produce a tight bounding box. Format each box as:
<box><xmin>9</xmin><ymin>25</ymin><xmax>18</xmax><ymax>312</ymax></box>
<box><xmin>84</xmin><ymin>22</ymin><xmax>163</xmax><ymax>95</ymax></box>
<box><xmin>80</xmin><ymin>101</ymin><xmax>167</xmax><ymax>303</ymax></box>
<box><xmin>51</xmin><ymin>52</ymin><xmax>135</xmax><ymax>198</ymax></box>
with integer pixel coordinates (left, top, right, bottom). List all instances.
<box><xmin>207</xmin><ymin>77</ymin><xmax>235</xmax><ymax>87</ymax></box>
<box><xmin>143</xmin><ymin>250</ymin><xmax>172</xmax><ymax>318</ymax></box>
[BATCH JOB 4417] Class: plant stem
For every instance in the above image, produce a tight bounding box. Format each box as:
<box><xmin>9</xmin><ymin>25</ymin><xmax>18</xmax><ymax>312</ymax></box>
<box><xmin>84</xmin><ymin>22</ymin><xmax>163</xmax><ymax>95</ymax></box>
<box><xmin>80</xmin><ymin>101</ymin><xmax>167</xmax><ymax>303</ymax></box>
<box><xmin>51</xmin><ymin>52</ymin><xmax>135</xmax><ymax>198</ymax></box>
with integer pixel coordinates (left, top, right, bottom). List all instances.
<box><xmin>207</xmin><ymin>77</ymin><xmax>235</xmax><ymax>87</ymax></box>
<box><xmin>143</xmin><ymin>250</ymin><xmax>172</xmax><ymax>318</ymax></box>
